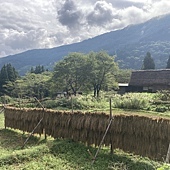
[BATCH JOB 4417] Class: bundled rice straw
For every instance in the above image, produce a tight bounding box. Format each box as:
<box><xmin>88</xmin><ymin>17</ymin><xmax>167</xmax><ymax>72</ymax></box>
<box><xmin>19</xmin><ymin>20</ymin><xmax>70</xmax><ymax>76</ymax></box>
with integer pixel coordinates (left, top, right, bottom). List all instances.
<box><xmin>4</xmin><ymin>106</ymin><xmax>170</xmax><ymax>160</ymax></box>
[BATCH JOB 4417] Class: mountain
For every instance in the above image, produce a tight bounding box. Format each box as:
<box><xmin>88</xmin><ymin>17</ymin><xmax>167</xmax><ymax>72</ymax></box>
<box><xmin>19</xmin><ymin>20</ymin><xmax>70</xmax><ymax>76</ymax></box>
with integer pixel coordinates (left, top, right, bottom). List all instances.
<box><xmin>1</xmin><ymin>13</ymin><xmax>170</xmax><ymax>74</ymax></box>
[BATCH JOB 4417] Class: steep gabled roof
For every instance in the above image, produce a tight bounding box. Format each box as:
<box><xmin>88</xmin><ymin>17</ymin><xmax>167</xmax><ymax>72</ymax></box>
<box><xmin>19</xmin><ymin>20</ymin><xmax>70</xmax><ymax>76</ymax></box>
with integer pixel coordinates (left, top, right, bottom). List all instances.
<box><xmin>129</xmin><ymin>69</ymin><xmax>170</xmax><ymax>86</ymax></box>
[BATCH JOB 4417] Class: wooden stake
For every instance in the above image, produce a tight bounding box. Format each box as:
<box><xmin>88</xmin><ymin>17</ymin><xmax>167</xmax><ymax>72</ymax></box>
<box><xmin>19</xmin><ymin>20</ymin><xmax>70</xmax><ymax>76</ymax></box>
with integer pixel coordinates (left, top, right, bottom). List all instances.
<box><xmin>92</xmin><ymin>118</ymin><xmax>113</xmax><ymax>164</ymax></box>
<box><xmin>34</xmin><ymin>97</ymin><xmax>46</xmax><ymax>139</ymax></box>
<box><xmin>0</xmin><ymin>107</ymin><xmax>4</xmax><ymax>114</ymax></box>
<box><xmin>0</xmin><ymin>105</ymin><xmax>5</xmax><ymax>129</ymax></box>
<box><xmin>44</xmin><ymin>128</ymin><xmax>47</xmax><ymax>140</ymax></box>
<box><xmin>166</xmin><ymin>143</ymin><xmax>170</xmax><ymax>163</ymax></box>
<box><xmin>110</xmin><ymin>98</ymin><xmax>112</xmax><ymax>118</ymax></box>
<box><xmin>22</xmin><ymin>97</ymin><xmax>45</xmax><ymax>148</ymax></box>
<box><xmin>110</xmin><ymin>98</ymin><xmax>113</xmax><ymax>154</ymax></box>
<box><xmin>21</xmin><ymin>117</ymin><xmax>43</xmax><ymax>149</ymax></box>
<box><xmin>91</xmin><ymin>98</ymin><xmax>114</xmax><ymax>164</ymax></box>
<box><xmin>71</xmin><ymin>96</ymin><xmax>73</xmax><ymax>113</ymax></box>
<box><xmin>87</xmin><ymin>149</ymin><xmax>94</xmax><ymax>160</ymax></box>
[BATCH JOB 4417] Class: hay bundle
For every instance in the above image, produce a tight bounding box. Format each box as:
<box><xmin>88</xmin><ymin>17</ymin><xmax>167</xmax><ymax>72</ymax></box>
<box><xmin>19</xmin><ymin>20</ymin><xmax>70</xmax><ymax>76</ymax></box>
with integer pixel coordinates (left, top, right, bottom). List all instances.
<box><xmin>4</xmin><ymin>106</ymin><xmax>170</xmax><ymax>160</ymax></box>
<box><xmin>5</xmin><ymin>107</ymin><xmax>44</xmax><ymax>134</ymax></box>
<box><xmin>84</xmin><ymin>112</ymin><xmax>93</xmax><ymax>130</ymax></box>
<box><xmin>109</xmin><ymin>114</ymin><xmax>170</xmax><ymax>160</ymax></box>
<box><xmin>91</xmin><ymin>112</ymin><xmax>109</xmax><ymax>132</ymax></box>
<box><xmin>74</xmin><ymin>111</ymin><xmax>86</xmax><ymax>130</ymax></box>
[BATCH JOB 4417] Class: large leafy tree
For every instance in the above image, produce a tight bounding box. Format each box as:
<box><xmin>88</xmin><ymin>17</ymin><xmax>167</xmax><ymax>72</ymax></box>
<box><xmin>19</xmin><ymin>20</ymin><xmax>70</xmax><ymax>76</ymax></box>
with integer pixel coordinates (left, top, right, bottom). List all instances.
<box><xmin>87</xmin><ymin>51</ymin><xmax>118</xmax><ymax>97</ymax></box>
<box><xmin>115</xmin><ymin>69</ymin><xmax>131</xmax><ymax>83</ymax></box>
<box><xmin>142</xmin><ymin>52</ymin><xmax>155</xmax><ymax>70</ymax></box>
<box><xmin>6</xmin><ymin>72</ymin><xmax>52</xmax><ymax>99</ymax></box>
<box><xmin>19</xmin><ymin>72</ymin><xmax>51</xmax><ymax>99</ymax></box>
<box><xmin>52</xmin><ymin>51</ymin><xmax>118</xmax><ymax>97</ymax></box>
<box><xmin>52</xmin><ymin>53</ymin><xmax>88</xmax><ymax>96</ymax></box>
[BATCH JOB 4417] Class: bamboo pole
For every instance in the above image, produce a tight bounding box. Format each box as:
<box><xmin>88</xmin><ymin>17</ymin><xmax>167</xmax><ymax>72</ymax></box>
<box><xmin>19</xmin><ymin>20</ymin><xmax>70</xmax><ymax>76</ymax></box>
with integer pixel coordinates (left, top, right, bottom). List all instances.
<box><xmin>34</xmin><ymin>97</ymin><xmax>45</xmax><ymax>110</ymax></box>
<box><xmin>109</xmin><ymin>98</ymin><xmax>113</xmax><ymax>154</ymax></box>
<box><xmin>166</xmin><ymin>143</ymin><xmax>170</xmax><ymax>163</ymax></box>
<box><xmin>21</xmin><ymin>117</ymin><xmax>44</xmax><ymax>149</ymax></box>
<box><xmin>0</xmin><ymin>105</ymin><xmax>5</xmax><ymax>128</ymax></box>
<box><xmin>0</xmin><ymin>107</ymin><xmax>4</xmax><ymax>114</ymax></box>
<box><xmin>71</xmin><ymin>96</ymin><xmax>73</xmax><ymax>113</ymax></box>
<box><xmin>91</xmin><ymin>99</ymin><xmax>114</xmax><ymax>164</ymax></box>
<box><xmin>92</xmin><ymin>117</ymin><xmax>113</xmax><ymax>164</ymax></box>
<box><xmin>21</xmin><ymin>97</ymin><xmax>45</xmax><ymax>148</ymax></box>
<box><xmin>34</xmin><ymin>97</ymin><xmax>46</xmax><ymax>140</ymax></box>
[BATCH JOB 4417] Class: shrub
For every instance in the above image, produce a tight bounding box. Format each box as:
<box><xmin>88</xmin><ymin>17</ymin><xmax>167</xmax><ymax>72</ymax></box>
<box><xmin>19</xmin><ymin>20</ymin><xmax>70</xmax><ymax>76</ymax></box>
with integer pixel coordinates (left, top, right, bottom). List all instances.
<box><xmin>154</xmin><ymin>90</ymin><xmax>170</xmax><ymax>101</ymax></box>
<box><xmin>155</xmin><ymin>106</ymin><xmax>168</xmax><ymax>113</ymax></box>
<box><xmin>157</xmin><ymin>164</ymin><xmax>170</xmax><ymax>170</ymax></box>
<box><xmin>113</xmin><ymin>93</ymin><xmax>150</xmax><ymax>110</ymax></box>
<box><xmin>43</xmin><ymin>100</ymin><xmax>58</xmax><ymax>109</ymax></box>
<box><xmin>0</xmin><ymin>95</ymin><xmax>13</xmax><ymax>104</ymax></box>
<box><xmin>42</xmin><ymin>95</ymin><xmax>109</xmax><ymax>110</ymax></box>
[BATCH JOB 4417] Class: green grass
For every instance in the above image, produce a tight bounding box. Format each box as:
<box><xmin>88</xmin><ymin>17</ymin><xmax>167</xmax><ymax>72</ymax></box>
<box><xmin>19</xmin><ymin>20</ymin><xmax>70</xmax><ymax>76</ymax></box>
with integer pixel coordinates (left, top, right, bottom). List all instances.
<box><xmin>0</xmin><ymin>112</ymin><xmax>169</xmax><ymax>170</ymax></box>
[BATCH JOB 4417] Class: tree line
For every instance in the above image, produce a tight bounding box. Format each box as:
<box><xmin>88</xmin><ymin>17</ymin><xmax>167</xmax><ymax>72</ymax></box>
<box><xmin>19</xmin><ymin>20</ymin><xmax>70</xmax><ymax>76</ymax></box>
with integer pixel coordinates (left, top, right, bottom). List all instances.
<box><xmin>0</xmin><ymin>51</ymin><xmax>169</xmax><ymax>99</ymax></box>
<box><xmin>0</xmin><ymin>51</ymin><xmax>123</xmax><ymax>99</ymax></box>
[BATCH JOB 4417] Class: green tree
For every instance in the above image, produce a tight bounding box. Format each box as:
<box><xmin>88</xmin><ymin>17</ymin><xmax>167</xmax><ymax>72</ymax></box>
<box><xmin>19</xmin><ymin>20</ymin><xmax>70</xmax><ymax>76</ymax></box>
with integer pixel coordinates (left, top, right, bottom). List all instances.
<box><xmin>115</xmin><ymin>69</ymin><xmax>131</xmax><ymax>83</ymax></box>
<box><xmin>0</xmin><ymin>65</ymin><xmax>8</xmax><ymax>85</ymax></box>
<box><xmin>30</xmin><ymin>67</ymin><xmax>34</xmax><ymax>73</ymax></box>
<box><xmin>52</xmin><ymin>53</ymin><xmax>88</xmax><ymax>96</ymax></box>
<box><xmin>142</xmin><ymin>52</ymin><xmax>155</xmax><ymax>70</ymax></box>
<box><xmin>166</xmin><ymin>55</ymin><xmax>170</xmax><ymax>69</ymax></box>
<box><xmin>6</xmin><ymin>63</ymin><xmax>18</xmax><ymax>81</ymax></box>
<box><xmin>87</xmin><ymin>51</ymin><xmax>118</xmax><ymax>97</ymax></box>
<box><xmin>52</xmin><ymin>51</ymin><xmax>118</xmax><ymax>98</ymax></box>
<box><xmin>13</xmin><ymin>72</ymin><xmax>52</xmax><ymax>99</ymax></box>
<box><xmin>0</xmin><ymin>64</ymin><xmax>18</xmax><ymax>95</ymax></box>
<box><xmin>30</xmin><ymin>65</ymin><xmax>45</xmax><ymax>74</ymax></box>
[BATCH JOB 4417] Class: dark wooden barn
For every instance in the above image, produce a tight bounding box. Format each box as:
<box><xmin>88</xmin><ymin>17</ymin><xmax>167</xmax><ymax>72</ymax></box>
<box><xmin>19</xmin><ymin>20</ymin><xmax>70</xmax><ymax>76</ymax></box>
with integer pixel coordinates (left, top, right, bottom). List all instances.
<box><xmin>118</xmin><ymin>83</ymin><xmax>129</xmax><ymax>94</ymax></box>
<box><xmin>128</xmin><ymin>69</ymin><xmax>170</xmax><ymax>92</ymax></box>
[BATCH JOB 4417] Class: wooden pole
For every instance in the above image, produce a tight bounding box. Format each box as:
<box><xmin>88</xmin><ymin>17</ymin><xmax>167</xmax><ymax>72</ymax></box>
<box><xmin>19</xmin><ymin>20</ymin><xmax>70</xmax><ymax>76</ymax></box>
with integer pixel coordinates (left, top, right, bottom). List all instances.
<box><xmin>34</xmin><ymin>97</ymin><xmax>47</xmax><ymax>140</ymax></box>
<box><xmin>0</xmin><ymin>107</ymin><xmax>4</xmax><ymax>114</ymax></box>
<box><xmin>0</xmin><ymin>106</ymin><xmax>5</xmax><ymax>128</ymax></box>
<box><xmin>92</xmin><ymin>118</ymin><xmax>113</xmax><ymax>164</ymax></box>
<box><xmin>110</xmin><ymin>98</ymin><xmax>113</xmax><ymax>154</ymax></box>
<box><xmin>34</xmin><ymin>97</ymin><xmax>45</xmax><ymax>110</ymax></box>
<box><xmin>166</xmin><ymin>143</ymin><xmax>170</xmax><ymax>163</ymax></box>
<box><xmin>18</xmin><ymin>94</ymin><xmax>21</xmax><ymax>109</ymax></box>
<box><xmin>21</xmin><ymin>97</ymin><xmax>46</xmax><ymax>148</ymax></box>
<box><xmin>71</xmin><ymin>96</ymin><xmax>73</xmax><ymax>113</ymax></box>
<box><xmin>91</xmin><ymin>98</ymin><xmax>114</xmax><ymax>164</ymax></box>
<box><xmin>87</xmin><ymin>149</ymin><xmax>94</xmax><ymax>160</ymax></box>
<box><xmin>21</xmin><ymin>117</ymin><xmax>43</xmax><ymax>149</ymax></box>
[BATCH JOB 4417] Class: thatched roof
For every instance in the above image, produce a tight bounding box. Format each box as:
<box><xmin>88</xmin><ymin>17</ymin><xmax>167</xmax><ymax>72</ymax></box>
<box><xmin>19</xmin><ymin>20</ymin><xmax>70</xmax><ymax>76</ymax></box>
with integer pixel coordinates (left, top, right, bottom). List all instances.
<box><xmin>129</xmin><ymin>69</ymin><xmax>170</xmax><ymax>86</ymax></box>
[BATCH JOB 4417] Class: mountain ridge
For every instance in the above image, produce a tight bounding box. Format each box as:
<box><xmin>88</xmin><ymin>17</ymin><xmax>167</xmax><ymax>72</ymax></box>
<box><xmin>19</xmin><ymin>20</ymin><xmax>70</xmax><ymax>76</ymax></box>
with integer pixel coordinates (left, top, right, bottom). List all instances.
<box><xmin>1</xmin><ymin>13</ymin><xmax>170</xmax><ymax>74</ymax></box>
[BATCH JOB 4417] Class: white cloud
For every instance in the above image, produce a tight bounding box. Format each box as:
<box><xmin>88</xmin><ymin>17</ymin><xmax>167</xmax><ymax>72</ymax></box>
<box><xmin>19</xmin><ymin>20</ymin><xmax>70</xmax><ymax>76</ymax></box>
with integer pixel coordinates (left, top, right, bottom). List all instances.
<box><xmin>150</xmin><ymin>0</ymin><xmax>170</xmax><ymax>16</ymax></box>
<box><xmin>0</xmin><ymin>0</ymin><xmax>170</xmax><ymax>58</ymax></box>
<box><xmin>86</xmin><ymin>1</ymin><xmax>117</xmax><ymax>26</ymax></box>
<box><xmin>119</xmin><ymin>6</ymin><xmax>148</xmax><ymax>24</ymax></box>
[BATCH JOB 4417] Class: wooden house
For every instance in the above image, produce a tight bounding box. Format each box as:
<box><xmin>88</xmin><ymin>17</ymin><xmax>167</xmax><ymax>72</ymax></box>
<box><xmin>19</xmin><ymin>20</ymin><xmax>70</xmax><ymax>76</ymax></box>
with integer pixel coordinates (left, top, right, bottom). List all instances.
<box><xmin>118</xmin><ymin>83</ymin><xmax>129</xmax><ymax>94</ymax></box>
<box><xmin>128</xmin><ymin>69</ymin><xmax>170</xmax><ymax>92</ymax></box>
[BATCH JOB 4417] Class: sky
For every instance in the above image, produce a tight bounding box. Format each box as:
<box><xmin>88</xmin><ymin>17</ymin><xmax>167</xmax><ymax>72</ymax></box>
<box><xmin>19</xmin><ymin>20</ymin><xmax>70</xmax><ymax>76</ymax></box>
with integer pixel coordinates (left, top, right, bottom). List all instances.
<box><xmin>0</xmin><ymin>0</ymin><xmax>170</xmax><ymax>58</ymax></box>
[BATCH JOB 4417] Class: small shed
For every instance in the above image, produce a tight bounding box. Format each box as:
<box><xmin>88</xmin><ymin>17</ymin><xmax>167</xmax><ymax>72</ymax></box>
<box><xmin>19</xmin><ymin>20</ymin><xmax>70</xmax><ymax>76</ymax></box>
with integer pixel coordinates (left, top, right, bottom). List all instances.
<box><xmin>129</xmin><ymin>69</ymin><xmax>170</xmax><ymax>92</ymax></box>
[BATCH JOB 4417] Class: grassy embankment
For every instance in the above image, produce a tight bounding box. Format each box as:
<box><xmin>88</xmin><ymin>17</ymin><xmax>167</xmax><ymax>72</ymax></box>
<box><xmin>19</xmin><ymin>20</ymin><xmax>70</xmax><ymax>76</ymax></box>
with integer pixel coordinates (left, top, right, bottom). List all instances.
<box><xmin>0</xmin><ymin>109</ymin><xmax>169</xmax><ymax>170</ymax></box>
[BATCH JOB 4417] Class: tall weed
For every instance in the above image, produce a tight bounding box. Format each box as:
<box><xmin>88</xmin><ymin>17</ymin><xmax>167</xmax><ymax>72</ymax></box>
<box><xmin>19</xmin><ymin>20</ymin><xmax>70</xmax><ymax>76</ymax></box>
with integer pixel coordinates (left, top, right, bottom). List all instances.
<box><xmin>113</xmin><ymin>93</ymin><xmax>151</xmax><ymax>110</ymax></box>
